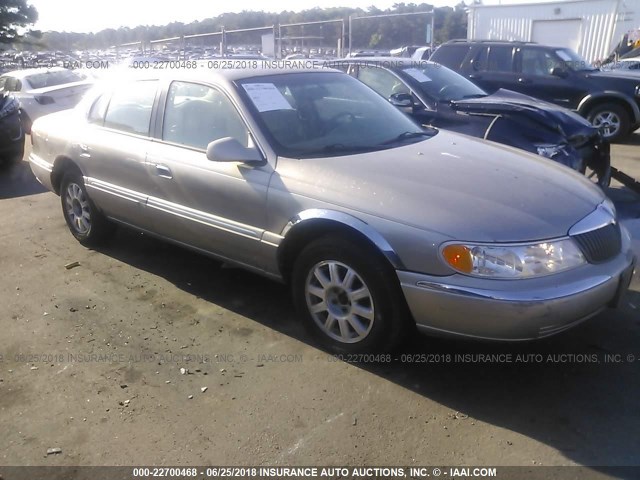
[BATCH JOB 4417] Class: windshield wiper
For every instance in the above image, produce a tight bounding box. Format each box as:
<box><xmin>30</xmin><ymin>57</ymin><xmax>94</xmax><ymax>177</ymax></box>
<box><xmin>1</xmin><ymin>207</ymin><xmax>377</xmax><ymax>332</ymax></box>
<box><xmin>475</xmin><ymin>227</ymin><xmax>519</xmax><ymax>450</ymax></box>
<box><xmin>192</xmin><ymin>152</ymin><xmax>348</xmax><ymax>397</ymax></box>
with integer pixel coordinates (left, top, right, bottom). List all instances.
<box><xmin>460</xmin><ymin>94</ymin><xmax>487</xmax><ymax>99</ymax></box>
<box><xmin>379</xmin><ymin>130</ymin><xmax>436</xmax><ymax>146</ymax></box>
<box><xmin>320</xmin><ymin>144</ymin><xmax>378</xmax><ymax>153</ymax></box>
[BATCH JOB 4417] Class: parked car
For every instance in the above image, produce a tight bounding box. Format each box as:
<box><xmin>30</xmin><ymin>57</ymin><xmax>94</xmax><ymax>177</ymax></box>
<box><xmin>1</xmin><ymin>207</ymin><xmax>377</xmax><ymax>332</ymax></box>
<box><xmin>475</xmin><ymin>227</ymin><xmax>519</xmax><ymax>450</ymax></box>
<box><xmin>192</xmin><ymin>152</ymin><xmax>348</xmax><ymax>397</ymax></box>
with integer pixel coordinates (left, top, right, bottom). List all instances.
<box><xmin>28</xmin><ymin>68</ymin><xmax>636</xmax><ymax>353</ymax></box>
<box><xmin>411</xmin><ymin>47</ymin><xmax>432</xmax><ymax>61</ymax></box>
<box><xmin>0</xmin><ymin>91</ymin><xmax>24</xmax><ymax>165</ymax></box>
<box><xmin>430</xmin><ymin>40</ymin><xmax>640</xmax><ymax>142</ymax></box>
<box><xmin>332</xmin><ymin>58</ymin><xmax>611</xmax><ymax>187</ymax></box>
<box><xmin>0</xmin><ymin>67</ymin><xmax>93</xmax><ymax>132</ymax></box>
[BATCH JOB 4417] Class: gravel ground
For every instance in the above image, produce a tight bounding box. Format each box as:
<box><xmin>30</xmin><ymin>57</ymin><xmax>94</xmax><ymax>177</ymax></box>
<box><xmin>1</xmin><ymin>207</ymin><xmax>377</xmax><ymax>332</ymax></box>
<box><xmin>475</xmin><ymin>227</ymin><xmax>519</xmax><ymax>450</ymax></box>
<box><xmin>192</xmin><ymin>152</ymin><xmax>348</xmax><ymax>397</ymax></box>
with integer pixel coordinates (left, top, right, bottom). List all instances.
<box><xmin>0</xmin><ymin>136</ymin><xmax>639</xmax><ymax>474</ymax></box>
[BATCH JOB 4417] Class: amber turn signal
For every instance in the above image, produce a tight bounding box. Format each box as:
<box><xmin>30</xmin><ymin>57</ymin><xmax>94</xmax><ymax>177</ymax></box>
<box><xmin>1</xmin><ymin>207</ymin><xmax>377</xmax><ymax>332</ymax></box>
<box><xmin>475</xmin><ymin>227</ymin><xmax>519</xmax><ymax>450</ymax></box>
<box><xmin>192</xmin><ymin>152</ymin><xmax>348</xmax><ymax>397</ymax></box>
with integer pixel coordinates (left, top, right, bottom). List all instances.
<box><xmin>442</xmin><ymin>244</ymin><xmax>473</xmax><ymax>273</ymax></box>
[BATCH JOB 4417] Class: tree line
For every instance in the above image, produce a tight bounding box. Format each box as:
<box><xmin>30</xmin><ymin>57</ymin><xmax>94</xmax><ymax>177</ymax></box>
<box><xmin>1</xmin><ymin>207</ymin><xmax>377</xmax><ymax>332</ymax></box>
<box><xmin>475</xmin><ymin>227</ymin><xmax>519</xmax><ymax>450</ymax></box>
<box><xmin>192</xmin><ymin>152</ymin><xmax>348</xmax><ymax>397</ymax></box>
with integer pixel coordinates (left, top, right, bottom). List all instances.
<box><xmin>3</xmin><ymin>2</ymin><xmax>468</xmax><ymax>52</ymax></box>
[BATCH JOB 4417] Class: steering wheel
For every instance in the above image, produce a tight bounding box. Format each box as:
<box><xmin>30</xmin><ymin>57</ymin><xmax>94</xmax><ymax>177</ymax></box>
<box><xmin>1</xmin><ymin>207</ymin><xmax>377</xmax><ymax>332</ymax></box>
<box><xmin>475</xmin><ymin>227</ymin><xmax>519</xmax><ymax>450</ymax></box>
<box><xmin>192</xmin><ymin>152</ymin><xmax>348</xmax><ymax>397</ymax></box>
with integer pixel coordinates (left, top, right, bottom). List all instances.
<box><xmin>437</xmin><ymin>84</ymin><xmax>460</xmax><ymax>102</ymax></box>
<box><xmin>324</xmin><ymin>111</ymin><xmax>356</xmax><ymax>133</ymax></box>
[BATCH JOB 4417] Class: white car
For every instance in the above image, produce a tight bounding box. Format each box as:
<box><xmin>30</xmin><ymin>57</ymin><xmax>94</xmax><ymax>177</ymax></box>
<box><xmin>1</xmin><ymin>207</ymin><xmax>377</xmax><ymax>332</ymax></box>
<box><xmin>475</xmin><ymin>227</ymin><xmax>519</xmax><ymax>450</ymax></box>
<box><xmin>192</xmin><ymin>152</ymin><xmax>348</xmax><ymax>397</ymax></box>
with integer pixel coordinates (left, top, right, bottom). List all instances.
<box><xmin>0</xmin><ymin>67</ymin><xmax>93</xmax><ymax>132</ymax></box>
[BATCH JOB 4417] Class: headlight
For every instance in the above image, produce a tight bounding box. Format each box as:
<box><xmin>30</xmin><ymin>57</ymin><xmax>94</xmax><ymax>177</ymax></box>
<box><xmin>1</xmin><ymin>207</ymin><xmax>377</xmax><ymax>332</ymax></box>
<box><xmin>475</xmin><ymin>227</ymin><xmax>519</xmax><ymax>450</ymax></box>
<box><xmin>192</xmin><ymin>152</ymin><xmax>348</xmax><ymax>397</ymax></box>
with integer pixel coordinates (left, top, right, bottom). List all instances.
<box><xmin>0</xmin><ymin>95</ymin><xmax>19</xmax><ymax>120</ymax></box>
<box><xmin>441</xmin><ymin>239</ymin><xmax>586</xmax><ymax>279</ymax></box>
<box><xmin>535</xmin><ymin>143</ymin><xmax>568</xmax><ymax>159</ymax></box>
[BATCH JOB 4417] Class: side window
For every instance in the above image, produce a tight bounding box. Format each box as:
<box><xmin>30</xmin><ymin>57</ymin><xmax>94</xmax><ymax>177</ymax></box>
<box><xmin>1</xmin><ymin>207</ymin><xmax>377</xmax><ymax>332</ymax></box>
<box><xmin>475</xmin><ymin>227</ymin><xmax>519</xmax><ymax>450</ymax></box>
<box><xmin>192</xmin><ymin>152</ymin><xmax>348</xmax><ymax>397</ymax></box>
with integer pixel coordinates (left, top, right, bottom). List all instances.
<box><xmin>432</xmin><ymin>45</ymin><xmax>471</xmax><ymax>70</ymax></box>
<box><xmin>103</xmin><ymin>81</ymin><xmax>158</xmax><ymax>135</ymax></box>
<box><xmin>163</xmin><ymin>81</ymin><xmax>250</xmax><ymax>150</ymax></box>
<box><xmin>88</xmin><ymin>93</ymin><xmax>110</xmax><ymax>125</ymax></box>
<box><xmin>1</xmin><ymin>76</ymin><xmax>22</xmax><ymax>92</ymax></box>
<box><xmin>519</xmin><ymin>48</ymin><xmax>560</xmax><ymax>76</ymax></box>
<box><xmin>357</xmin><ymin>67</ymin><xmax>409</xmax><ymax>100</ymax></box>
<box><xmin>485</xmin><ymin>46</ymin><xmax>514</xmax><ymax>72</ymax></box>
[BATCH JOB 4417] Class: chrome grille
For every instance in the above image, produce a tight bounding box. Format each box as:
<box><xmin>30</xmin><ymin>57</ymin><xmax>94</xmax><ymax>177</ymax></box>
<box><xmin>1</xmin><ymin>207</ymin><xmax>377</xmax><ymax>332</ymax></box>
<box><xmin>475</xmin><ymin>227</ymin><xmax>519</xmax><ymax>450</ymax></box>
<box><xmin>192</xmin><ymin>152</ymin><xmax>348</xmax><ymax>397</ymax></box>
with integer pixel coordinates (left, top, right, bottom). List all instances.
<box><xmin>572</xmin><ymin>223</ymin><xmax>621</xmax><ymax>264</ymax></box>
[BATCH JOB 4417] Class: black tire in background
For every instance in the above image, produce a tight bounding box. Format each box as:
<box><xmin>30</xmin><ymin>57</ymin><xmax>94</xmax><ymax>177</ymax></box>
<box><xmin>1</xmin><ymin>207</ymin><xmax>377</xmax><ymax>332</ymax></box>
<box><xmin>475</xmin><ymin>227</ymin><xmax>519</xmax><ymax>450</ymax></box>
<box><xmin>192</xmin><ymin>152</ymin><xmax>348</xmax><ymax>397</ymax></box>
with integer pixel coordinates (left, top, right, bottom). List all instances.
<box><xmin>587</xmin><ymin>103</ymin><xmax>630</xmax><ymax>143</ymax></box>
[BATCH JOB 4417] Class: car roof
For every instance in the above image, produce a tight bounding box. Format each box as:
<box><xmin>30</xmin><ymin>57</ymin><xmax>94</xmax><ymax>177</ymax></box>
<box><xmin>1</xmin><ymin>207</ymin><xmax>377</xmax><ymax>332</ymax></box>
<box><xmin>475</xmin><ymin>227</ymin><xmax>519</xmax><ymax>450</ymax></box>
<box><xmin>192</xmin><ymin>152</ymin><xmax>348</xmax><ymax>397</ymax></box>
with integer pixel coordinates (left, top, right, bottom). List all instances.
<box><xmin>335</xmin><ymin>57</ymin><xmax>435</xmax><ymax>68</ymax></box>
<box><xmin>90</xmin><ymin>64</ymin><xmax>343</xmax><ymax>86</ymax></box>
<box><xmin>441</xmin><ymin>39</ymin><xmax>567</xmax><ymax>50</ymax></box>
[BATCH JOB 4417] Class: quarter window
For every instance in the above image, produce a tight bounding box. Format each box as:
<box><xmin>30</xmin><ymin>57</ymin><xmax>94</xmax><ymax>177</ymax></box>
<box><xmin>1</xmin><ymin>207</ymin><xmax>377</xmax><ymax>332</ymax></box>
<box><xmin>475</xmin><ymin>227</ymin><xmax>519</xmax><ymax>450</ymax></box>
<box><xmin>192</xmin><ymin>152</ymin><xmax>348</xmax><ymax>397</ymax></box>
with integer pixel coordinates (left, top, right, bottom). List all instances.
<box><xmin>103</xmin><ymin>81</ymin><xmax>158</xmax><ymax>135</ymax></box>
<box><xmin>88</xmin><ymin>94</ymin><xmax>110</xmax><ymax>125</ymax></box>
<box><xmin>163</xmin><ymin>81</ymin><xmax>250</xmax><ymax>150</ymax></box>
<box><xmin>431</xmin><ymin>44</ymin><xmax>471</xmax><ymax>70</ymax></box>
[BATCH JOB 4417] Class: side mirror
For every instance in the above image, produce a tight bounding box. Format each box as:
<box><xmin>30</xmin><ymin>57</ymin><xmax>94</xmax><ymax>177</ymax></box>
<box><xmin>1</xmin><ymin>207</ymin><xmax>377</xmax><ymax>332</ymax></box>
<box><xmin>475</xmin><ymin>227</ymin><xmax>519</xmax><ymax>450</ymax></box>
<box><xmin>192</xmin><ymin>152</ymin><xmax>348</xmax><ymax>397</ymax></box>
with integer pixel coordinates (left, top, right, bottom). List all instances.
<box><xmin>389</xmin><ymin>92</ymin><xmax>414</xmax><ymax>108</ymax></box>
<box><xmin>551</xmin><ymin>67</ymin><xmax>569</xmax><ymax>78</ymax></box>
<box><xmin>206</xmin><ymin>137</ymin><xmax>263</xmax><ymax>164</ymax></box>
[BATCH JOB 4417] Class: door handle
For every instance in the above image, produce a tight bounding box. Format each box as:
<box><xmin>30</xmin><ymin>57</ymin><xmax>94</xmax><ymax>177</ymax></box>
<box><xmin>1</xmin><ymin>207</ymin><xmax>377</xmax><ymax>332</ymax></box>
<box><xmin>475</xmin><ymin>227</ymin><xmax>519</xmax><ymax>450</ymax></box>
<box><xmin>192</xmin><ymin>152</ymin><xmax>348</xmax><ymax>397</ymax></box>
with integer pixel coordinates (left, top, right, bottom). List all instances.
<box><xmin>78</xmin><ymin>143</ymin><xmax>91</xmax><ymax>158</ymax></box>
<box><xmin>155</xmin><ymin>164</ymin><xmax>173</xmax><ymax>179</ymax></box>
<box><xmin>468</xmin><ymin>74</ymin><xmax>482</xmax><ymax>80</ymax></box>
<box><xmin>518</xmin><ymin>77</ymin><xmax>532</xmax><ymax>84</ymax></box>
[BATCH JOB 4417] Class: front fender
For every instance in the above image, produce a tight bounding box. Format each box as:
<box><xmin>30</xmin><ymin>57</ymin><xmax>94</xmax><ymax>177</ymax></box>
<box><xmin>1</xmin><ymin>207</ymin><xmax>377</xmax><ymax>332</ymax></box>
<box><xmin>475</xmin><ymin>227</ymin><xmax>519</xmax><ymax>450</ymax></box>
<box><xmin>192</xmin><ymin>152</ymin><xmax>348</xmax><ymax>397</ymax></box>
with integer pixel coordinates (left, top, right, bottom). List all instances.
<box><xmin>577</xmin><ymin>91</ymin><xmax>640</xmax><ymax>123</ymax></box>
<box><xmin>280</xmin><ymin>208</ymin><xmax>405</xmax><ymax>270</ymax></box>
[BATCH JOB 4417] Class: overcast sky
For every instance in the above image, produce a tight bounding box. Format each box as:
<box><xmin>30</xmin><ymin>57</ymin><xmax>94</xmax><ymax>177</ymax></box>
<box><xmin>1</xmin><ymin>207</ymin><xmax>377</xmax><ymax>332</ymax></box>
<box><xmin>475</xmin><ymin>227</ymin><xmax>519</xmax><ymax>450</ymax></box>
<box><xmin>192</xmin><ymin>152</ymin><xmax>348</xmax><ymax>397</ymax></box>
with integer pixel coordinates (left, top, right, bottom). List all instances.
<box><xmin>27</xmin><ymin>0</ymin><xmax>560</xmax><ymax>33</ymax></box>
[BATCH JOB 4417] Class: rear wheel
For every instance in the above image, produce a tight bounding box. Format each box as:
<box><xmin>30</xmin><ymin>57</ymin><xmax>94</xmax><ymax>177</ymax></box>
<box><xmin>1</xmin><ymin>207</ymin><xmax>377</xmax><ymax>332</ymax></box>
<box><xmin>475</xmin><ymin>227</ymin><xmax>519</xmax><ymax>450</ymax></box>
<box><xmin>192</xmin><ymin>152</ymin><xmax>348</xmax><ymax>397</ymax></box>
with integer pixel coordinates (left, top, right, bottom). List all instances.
<box><xmin>587</xmin><ymin>104</ymin><xmax>630</xmax><ymax>142</ymax></box>
<box><xmin>60</xmin><ymin>171</ymin><xmax>114</xmax><ymax>246</ymax></box>
<box><xmin>291</xmin><ymin>235</ymin><xmax>409</xmax><ymax>354</ymax></box>
<box><xmin>21</xmin><ymin>111</ymin><xmax>32</xmax><ymax>135</ymax></box>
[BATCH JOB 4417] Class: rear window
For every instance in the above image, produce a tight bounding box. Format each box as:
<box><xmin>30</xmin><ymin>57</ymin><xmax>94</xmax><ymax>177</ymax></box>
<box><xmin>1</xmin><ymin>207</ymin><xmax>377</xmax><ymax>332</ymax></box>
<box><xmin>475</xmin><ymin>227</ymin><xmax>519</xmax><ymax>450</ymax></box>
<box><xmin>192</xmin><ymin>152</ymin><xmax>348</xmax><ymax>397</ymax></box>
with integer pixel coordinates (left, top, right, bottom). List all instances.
<box><xmin>430</xmin><ymin>44</ymin><xmax>472</xmax><ymax>70</ymax></box>
<box><xmin>24</xmin><ymin>70</ymin><xmax>84</xmax><ymax>90</ymax></box>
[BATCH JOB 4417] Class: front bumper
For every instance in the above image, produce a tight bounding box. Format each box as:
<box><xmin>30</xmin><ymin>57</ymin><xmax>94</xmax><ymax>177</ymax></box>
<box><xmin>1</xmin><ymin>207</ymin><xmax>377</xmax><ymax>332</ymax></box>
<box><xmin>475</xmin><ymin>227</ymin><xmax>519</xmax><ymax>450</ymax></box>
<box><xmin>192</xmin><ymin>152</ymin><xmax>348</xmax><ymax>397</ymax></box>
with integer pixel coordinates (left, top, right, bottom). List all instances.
<box><xmin>398</xmin><ymin>242</ymin><xmax>636</xmax><ymax>341</ymax></box>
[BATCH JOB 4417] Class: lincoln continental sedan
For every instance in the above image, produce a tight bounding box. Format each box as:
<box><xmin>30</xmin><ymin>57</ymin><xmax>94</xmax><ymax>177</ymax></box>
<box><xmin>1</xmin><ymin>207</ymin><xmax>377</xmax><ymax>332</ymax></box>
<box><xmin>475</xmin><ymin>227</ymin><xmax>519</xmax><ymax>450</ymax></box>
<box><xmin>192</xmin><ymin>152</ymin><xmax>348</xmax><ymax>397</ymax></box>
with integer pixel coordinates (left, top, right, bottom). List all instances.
<box><xmin>29</xmin><ymin>67</ymin><xmax>636</xmax><ymax>352</ymax></box>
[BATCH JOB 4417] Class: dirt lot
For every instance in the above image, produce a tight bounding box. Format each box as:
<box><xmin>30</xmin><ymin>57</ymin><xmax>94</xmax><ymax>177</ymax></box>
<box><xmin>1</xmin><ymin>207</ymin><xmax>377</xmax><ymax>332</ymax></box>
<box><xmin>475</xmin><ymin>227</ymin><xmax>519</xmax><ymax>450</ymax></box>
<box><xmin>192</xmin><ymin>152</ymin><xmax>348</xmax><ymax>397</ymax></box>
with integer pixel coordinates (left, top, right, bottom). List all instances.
<box><xmin>1</xmin><ymin>136</ymin><xmax>639</xmax><ymax>473</ymax></box>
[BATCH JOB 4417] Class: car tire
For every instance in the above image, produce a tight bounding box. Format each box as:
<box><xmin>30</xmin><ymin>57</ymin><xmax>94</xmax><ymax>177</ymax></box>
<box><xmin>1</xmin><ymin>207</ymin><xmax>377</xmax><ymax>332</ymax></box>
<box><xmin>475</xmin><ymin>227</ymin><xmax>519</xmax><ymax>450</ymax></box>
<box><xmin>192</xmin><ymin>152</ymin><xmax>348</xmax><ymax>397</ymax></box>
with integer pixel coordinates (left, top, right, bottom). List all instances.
<box><xmin>587</xmin><ymin>104</ymin><xmax>630</xmax><ymax>142</ymax></box>
<box><xmin>291</xmin><ymin>235</ymin><xmax>410</xmax><ymax>354</ymax></box>
<box><xmin>21</xmin><ymin>112</ymin><xmax>32</xmax><ymax>135</ymax></box>
<box><xmin>60</xmin><ymin>171</ymin><xmax>115</xmax><ymax>246</ymax></box>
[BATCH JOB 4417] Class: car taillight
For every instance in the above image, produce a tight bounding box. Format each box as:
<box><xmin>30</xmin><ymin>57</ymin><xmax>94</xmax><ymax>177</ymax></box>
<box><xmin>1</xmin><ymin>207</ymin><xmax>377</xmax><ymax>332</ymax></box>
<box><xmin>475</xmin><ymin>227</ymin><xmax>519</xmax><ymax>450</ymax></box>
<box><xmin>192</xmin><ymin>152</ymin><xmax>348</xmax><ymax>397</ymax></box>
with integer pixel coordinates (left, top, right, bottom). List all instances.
<box><xmin>34</xmin><ymin>96</ymin><xmax>55</xmax><ymax>105</ymax></box>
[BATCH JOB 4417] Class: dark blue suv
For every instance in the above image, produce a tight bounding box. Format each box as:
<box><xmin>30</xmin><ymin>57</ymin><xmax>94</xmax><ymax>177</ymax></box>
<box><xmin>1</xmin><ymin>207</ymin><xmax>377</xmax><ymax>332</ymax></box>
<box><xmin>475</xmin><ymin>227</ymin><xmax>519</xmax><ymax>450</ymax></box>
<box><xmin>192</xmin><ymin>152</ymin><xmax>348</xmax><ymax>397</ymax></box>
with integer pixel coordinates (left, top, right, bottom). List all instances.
<box><xmin>430</xmin><ymin>40</ymin><xmax>640</xmax><ymax>142</ymax></box>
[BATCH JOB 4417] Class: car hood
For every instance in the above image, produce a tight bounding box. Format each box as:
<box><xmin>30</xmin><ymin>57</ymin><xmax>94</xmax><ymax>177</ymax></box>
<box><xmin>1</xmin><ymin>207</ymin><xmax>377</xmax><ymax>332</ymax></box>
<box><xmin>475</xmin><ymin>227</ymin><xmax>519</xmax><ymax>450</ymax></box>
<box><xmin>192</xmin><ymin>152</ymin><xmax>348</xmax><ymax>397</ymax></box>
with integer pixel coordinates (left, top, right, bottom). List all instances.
<box><xmin>588</xmin><ymin>70</ymin><xmax>640</xmax><ymax>81</ymax></box>
<box><xmin>276</xmin><ymin>130</ymin><xmax>604</xmax><ymax>243</ymax></box>
<box><xmin>449</xmin><ymin>89</ymin><xmax>595</xmax><ymax>139</ymax></box>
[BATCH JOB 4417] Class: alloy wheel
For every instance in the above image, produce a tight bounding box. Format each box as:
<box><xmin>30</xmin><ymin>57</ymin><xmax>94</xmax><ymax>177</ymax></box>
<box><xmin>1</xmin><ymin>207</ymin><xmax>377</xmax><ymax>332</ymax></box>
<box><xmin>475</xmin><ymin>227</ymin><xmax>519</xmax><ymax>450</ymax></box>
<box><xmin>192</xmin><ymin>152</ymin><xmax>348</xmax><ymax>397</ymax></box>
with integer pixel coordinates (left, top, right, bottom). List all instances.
<box><xmin>304</xmin><ymin>260</ymin><xmax>374</xmax><ymax>343</ymax></box>
<box><xmin>64</xmin><ymin>182</ymin><xmax>91</xmax><ymax>234</ymax></box>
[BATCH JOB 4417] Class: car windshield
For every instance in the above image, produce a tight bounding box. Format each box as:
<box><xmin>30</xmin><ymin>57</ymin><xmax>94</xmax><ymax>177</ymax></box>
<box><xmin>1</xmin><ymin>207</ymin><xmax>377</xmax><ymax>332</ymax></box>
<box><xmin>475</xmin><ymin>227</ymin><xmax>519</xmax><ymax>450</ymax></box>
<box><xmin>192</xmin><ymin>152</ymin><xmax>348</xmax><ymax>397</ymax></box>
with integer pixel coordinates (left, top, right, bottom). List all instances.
<box><xmin>399</xmin><ymin>63</ymin><xmax>487</xmax><ymax>102</ymax></box>
<box><xmin>555</xmin><ymin>49</ymin><xmax>596</xmax><ymax>71</ymax></box>
<box><xmin>236</xmin><ymin>72</ymin><xmax>434</xmax><ymax>158</ymax></box>
<box><xmin>25</xmin><ymin>70</ymin><xmax>85</xmax><ymax>90</ymax></box>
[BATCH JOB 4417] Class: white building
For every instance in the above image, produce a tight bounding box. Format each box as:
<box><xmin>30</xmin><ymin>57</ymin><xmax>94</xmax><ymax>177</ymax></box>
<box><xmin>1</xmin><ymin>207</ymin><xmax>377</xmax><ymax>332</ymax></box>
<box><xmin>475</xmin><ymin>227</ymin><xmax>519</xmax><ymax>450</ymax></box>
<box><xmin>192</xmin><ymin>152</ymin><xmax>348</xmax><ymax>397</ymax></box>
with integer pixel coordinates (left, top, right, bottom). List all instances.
<box><xmin>467</xmin><ymin>0</ymin><xmax>638</xmax><ymax>62</ymax></box>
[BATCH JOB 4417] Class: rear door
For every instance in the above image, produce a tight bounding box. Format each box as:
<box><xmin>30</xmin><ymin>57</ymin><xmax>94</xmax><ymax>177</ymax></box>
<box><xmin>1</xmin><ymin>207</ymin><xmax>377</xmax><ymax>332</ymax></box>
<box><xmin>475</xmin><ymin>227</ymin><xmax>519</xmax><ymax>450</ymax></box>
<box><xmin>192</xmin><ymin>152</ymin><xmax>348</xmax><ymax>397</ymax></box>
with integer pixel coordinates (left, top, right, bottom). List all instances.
<box><xmin>466</xmin><ymin>45</ymin><xmax>518</xmax><ymax>93</ymax></box>
<box><xmin>80</xmin><ymin>80</ymin><xmax>159</xmax><ymax>231</ymax></box>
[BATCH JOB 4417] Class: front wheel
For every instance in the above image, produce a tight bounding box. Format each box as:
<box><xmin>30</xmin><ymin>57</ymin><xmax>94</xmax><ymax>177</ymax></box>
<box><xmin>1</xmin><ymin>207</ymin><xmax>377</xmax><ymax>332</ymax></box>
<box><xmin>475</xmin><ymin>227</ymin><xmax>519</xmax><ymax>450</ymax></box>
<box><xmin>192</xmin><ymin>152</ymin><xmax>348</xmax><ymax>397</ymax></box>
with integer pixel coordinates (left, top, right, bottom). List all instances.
<box><xmin>587</xmin><ymin>104</ymin><xmax>630</xmax><ymax>143</ymax></box>
<box><xmin>291</xmin><ymin>235</ymin><xmax>409</xmax><ymax>354</ymax></box>
<box><xmin>60</xmin><ymin>171</ymin><xmax>114</xmax><ymax>246</ymax></box>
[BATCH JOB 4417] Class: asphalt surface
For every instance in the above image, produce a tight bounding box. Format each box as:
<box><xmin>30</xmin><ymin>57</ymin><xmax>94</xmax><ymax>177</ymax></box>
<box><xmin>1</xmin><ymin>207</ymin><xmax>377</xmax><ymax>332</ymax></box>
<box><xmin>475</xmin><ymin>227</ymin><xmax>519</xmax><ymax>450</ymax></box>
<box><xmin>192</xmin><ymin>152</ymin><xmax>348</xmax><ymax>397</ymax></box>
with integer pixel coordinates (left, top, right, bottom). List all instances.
<box><xmin>0</xmin><ymin>135</ymin><xmax>639</xmax><ymax>475</ymax></box>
